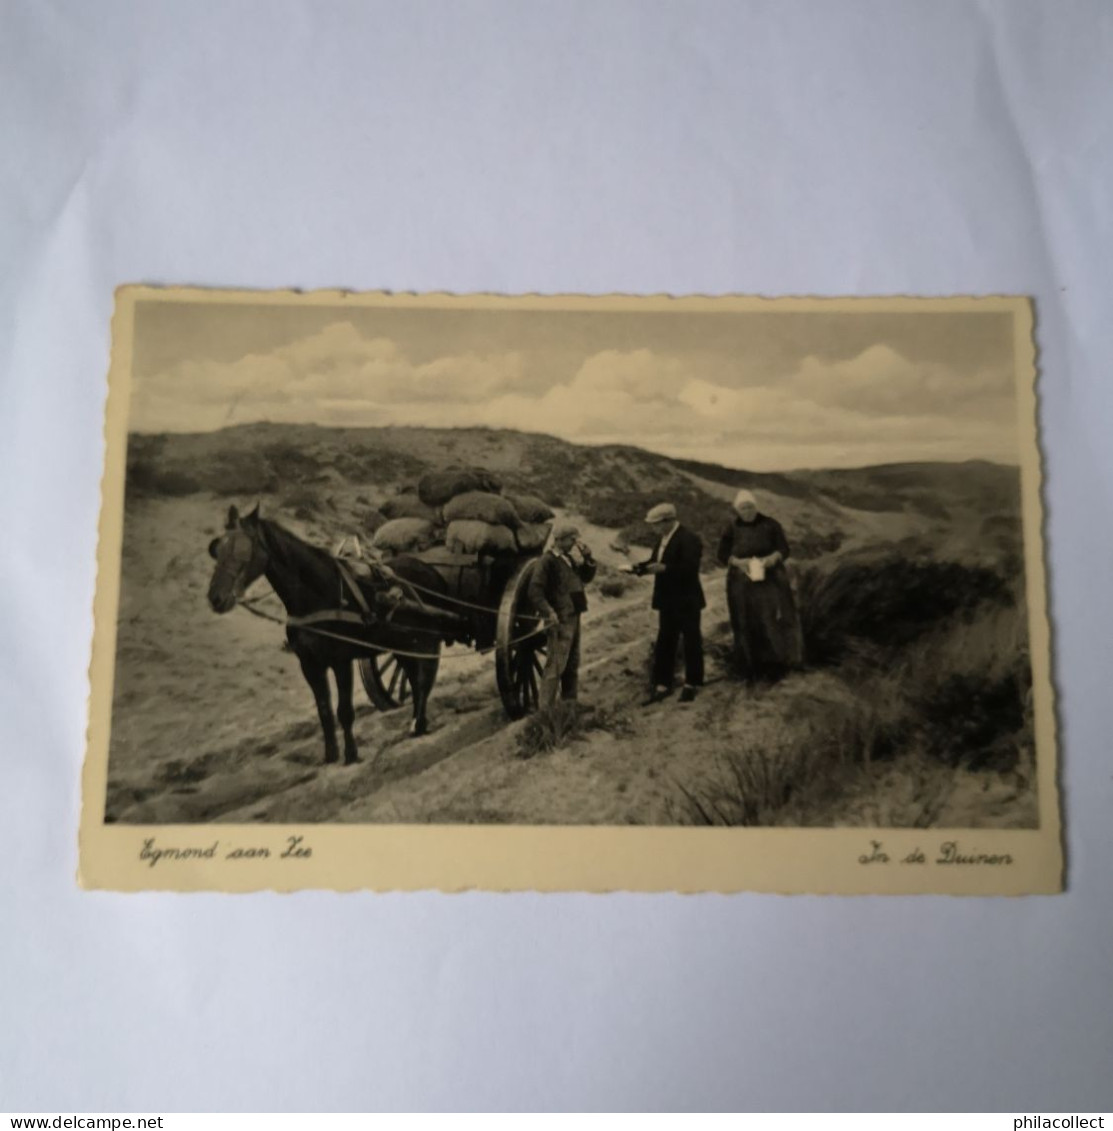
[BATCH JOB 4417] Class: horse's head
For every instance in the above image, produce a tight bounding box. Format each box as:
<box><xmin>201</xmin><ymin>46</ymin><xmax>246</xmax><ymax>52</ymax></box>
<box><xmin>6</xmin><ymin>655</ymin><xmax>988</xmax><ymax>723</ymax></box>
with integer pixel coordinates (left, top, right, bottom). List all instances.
<box><xmin>207</xmin><ymin>504</ymin><xmax>268</xmax><ymax>614</ymax></box>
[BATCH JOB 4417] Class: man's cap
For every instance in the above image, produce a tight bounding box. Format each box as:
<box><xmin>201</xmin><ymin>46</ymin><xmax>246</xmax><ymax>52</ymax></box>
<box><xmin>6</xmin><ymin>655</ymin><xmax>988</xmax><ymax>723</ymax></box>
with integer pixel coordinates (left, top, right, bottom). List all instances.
<box><xmin>551</xmin><ymin>520</ymin><xmax>580</xmax><ymax>540</ymax></box>
<box><xmin>644</xmin><ymin>502</ymin><xmax>677</xmax><ymax>524</ymax></box>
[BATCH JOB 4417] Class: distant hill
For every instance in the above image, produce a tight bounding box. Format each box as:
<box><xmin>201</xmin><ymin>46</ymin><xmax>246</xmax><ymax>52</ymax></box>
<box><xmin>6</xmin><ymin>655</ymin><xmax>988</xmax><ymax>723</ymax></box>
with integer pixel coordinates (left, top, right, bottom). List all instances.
<box><xmin>125</xmin><ymin>423</ymin><xmax>1022</xmax><ymax>568</ymax></box>
<box><xmin>792</xmin><ymin>460</ymin><xmax>1022</xmax><ymax>519</ymax></box>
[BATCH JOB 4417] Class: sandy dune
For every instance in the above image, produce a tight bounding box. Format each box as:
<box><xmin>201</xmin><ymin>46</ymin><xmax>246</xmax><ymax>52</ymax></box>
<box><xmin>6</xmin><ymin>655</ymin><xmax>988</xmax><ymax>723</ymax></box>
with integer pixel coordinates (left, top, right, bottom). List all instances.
<box><xmin>104</xmin><ymin>494</ymin><xmax>1034</xmax><ymax>828</ymax></box>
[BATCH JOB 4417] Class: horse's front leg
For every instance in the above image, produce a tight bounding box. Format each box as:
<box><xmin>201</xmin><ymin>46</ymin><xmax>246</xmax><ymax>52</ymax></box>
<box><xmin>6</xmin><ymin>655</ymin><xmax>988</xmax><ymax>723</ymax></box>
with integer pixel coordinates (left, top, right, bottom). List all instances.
<box><xmin>333</xmin><ymin>660</ymin><xmax>359</xmax><ymax>765</ymax></box>
<box><xmin>298</xmin><ymin>652</ymin><xmax>339</xmax><ymax>764</ymax></box>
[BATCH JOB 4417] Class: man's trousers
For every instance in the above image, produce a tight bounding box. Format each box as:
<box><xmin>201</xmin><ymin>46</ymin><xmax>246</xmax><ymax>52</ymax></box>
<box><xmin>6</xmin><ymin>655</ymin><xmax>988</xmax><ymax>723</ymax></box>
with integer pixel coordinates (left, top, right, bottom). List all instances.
<box><xmin>651</xmin><ymin>607</ymin><xmax>704</xmax><ymax>690</ymax></box>
<box><xmin>539</xmin><ymin>616</ymin><xmax>581</xmax><ymax>712</ymax></box>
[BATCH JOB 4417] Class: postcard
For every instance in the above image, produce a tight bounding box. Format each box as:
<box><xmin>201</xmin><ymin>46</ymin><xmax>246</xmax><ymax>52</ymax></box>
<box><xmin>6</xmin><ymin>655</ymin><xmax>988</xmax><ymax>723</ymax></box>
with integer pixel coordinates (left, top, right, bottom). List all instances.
<box><xmin>79</xmin><ymin>288</ymin><xmax>1060</xmax><ymax>893</ymax></box>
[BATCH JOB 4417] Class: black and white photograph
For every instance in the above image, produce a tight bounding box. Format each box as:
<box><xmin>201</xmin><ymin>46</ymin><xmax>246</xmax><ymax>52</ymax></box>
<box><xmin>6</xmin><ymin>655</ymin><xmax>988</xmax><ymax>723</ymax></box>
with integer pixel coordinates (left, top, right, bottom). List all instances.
<box><xmin>81</xmin><ymin>288</ymin><xmax>1057</xmax><ymax>893</ymax></box>
<box><xmin>12</xmin><ymin>0</ymin><xmax>1113</xmax><ymax>1113</ymax></box>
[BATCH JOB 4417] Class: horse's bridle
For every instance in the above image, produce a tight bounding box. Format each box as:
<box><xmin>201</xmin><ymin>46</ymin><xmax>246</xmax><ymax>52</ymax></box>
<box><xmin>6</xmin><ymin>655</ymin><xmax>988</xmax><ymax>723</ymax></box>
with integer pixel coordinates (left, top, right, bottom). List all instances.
<box><xmin>210</xmin><ymin>527</ymin><xmax>265</xmax><ymax>603</ymax></box>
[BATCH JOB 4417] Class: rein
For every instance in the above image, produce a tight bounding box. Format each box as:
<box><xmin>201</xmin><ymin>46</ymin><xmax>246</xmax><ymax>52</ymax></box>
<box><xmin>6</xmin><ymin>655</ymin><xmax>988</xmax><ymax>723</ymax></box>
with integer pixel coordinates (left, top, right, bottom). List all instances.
<box><xmin>239</xmin><ymin>593</ymin><xmax>287</xmax><ymax>625</ymax></box>
<box><xmin>287</xmin><ymin>621</ymin><xmax>547</xmax><ymax>661</ymax></box>
<box><xmin>235</xmin><ymin>597</ymin><xmax>546</xmax><ymax>660</ymax></box>
<box><xmin>339</xmin><ymin>553</ymin><xmax>546</xmax><ymax>624</ymax></box>
<box><xmin>374</xmin><ymin>565</ymin><xmax>539</xmax><ymax>619</ymax></box>
<box><xmin>232</xmin><ymin>562</ymin><xmax>548</xmax><ymax>661</ymax></box>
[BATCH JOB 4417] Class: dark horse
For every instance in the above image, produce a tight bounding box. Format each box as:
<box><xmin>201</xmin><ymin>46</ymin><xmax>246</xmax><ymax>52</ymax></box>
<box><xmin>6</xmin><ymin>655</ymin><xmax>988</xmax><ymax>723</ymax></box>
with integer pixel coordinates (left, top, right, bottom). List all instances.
<box><xmin>207</xmin><ymin>504</ymin><xmax>447</xmax><ymax>764</ymax></box>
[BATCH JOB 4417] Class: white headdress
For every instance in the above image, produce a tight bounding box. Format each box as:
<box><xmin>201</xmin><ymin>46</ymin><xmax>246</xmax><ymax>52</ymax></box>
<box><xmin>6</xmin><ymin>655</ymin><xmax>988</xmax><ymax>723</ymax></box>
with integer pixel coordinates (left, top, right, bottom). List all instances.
<box><xmin>733</xmin><ymin>489</ymin><xmax>758</xmax><ymax>513</ymax></box>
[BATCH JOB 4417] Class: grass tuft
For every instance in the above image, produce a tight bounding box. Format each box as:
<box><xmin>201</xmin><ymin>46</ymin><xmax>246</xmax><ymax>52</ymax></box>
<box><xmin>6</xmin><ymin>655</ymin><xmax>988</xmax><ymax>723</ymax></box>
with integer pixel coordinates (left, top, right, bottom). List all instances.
<box><xmin>514</xmin><ymin>700</ymin><xmax>635</xmax><ymax>758</ymax></box>
<box><xmin>675</xmin><ymin>598</ymin><xmax>1033</xmax><ymax>826</ymax></box>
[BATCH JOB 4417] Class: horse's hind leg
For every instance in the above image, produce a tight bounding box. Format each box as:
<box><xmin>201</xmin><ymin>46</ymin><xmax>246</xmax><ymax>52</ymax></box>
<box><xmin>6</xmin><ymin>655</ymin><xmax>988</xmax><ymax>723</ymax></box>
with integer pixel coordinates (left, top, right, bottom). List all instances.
<box><xmin>403</xmin><ymin>658</ymin><xmax>428</xmax><ymax>737</ymax></box>
<box><xmin>407</xmin><ymin>656</ymin><xmax>439</xmax><ymax>738</ymax></box>
<box><xmin>298</xmin><ymin>653</ymin><xmax>339</xmax><ymax>764</ymax></box>
<box><xmin>333</xmin><ymin>661</ymin><xmax>359</xmax><ymax>765</ymax></box>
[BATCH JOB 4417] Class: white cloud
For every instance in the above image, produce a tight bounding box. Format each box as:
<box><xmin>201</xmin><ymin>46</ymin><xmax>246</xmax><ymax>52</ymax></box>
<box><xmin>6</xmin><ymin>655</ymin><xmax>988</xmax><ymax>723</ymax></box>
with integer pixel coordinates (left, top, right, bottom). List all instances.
<box><xmin>130</xmin><ymin>321</ymin><xmax>526</xmax><ymax>429</ymax></box>
<box><xmin>131</xmin><ymin>333</ymin><xmax>1018</xmax><ymax>469</ymax></box>
<box><xmin>569</xmin><ymin>348</ymin><xmax>689</xmax><ymax>400</ymax></box>
<box><xmin>788</xmin><ymin>344</ymin><xmax>1012</xmax><ymax>418</ymax></box>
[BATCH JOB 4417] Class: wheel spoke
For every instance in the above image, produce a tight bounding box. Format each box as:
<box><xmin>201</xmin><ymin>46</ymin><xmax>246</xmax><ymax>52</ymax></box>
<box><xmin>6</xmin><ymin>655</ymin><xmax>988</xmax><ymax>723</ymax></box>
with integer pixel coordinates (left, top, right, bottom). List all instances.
<box><xmin>496</xmin><ymin>560</ymin><xmax>550</xmax><ymax>719</ymax></box>
<box><xmin>361</xmin><ymin>651</ymin><xmax>411</xmax><ymax>713</ymax></box>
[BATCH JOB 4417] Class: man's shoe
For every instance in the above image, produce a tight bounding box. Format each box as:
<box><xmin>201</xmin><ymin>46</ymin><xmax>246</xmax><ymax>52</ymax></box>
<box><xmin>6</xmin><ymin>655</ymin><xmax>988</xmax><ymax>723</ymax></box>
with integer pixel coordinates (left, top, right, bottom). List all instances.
<box><xmin>678</xmin><ymin>686</ymin><xmax>699</xmax><ymax>703</ymax></box>
<box><xmin>641</xmin><ymin>686</ymin><xmax>672</xmax><ymax>706</ymax></box>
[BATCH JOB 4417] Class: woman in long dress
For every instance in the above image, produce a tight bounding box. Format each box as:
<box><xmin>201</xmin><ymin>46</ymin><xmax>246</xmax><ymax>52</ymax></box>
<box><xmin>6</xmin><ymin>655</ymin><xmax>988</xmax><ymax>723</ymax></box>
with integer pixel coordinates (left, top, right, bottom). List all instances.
<box><xmin>716</xmin><ymin>489</ymin><xmax>803</xmax><ymax>681</ymax></box>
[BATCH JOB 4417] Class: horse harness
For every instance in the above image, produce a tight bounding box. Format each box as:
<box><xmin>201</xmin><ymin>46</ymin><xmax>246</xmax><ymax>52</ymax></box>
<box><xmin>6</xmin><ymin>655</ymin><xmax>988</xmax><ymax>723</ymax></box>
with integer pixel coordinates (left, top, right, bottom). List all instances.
<box><xmin>238</xmin><ymin>551</ymin><xmax>544</xmax><ymax>661</ymax></box>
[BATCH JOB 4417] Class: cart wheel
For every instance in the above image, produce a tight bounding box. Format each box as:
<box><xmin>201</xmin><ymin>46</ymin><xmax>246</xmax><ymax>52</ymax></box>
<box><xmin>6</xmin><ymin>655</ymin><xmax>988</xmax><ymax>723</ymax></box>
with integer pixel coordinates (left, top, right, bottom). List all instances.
<box><xmin>495</xmin><ymin>558</ymin><xmax>548</xmax><ymax>719</ymax></box>
<box><xmin>359</xmin><ymin>651</ymin><xmax>417</xmax><ymax>711</ymax></box>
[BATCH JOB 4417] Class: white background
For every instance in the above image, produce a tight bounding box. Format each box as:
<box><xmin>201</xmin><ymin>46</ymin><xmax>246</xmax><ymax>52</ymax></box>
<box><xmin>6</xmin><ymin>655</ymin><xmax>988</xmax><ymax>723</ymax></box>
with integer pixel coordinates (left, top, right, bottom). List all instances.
<box><xmin>2</xmin><ymin>0</ymin><xmax>1112</xmax><ymax>1113</ymax></box>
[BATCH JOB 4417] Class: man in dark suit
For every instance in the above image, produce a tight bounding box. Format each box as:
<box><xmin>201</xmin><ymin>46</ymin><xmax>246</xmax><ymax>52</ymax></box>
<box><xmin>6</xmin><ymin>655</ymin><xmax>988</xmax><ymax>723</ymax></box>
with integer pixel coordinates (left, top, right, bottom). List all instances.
<box><xmin>634</xmin><ymin>502</ymin><xmax>705</xmax><ymax>703</ymax></box>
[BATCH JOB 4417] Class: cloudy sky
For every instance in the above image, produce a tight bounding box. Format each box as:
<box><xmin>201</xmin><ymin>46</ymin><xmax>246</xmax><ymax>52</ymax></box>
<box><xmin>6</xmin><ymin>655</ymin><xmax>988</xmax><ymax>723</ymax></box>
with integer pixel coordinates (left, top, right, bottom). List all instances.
<box><xmin>128</xmin><ymin>300</ymin><xmax>1020</xmax><ymax>470</ymax></box>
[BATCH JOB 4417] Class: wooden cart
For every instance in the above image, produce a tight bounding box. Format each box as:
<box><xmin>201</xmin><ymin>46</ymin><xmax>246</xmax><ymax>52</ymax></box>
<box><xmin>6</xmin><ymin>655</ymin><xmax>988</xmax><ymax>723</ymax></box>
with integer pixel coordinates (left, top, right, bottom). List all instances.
<box><xmin>356</xmin><ymin>550</ymin><xmax>548</xmax><ymax>721</ymax></box>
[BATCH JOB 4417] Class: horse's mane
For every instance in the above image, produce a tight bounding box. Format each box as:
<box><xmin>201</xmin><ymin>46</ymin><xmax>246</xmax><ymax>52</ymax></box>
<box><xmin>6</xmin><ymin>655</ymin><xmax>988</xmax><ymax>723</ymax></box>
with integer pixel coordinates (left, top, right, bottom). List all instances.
<box><xmin>255</xmin><ymin>517</ymin><xmax>336</xmax><ymax>576</ymax></box>
<box><xmin>240</xmin><ymin>516</ymin><xmax>341</xmax><ymax>613</ymax></box>
<box><xmin>253</xmin><ymin>516</ymin><xmax>447</xmax><ymax>606</ymax></box>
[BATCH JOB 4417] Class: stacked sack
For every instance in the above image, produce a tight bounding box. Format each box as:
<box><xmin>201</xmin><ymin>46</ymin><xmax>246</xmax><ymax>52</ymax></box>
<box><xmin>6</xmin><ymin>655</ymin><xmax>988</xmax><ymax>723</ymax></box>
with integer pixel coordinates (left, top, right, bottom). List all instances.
<box><xmin>417</xmin><ymin>467</ymin><xmax>503</xmax><ymax>506</ymax></box>
<box><xmin>371</xmin><ymin>465</ymin><xmax>556</xmax><ymax>558</ymax></box>
<box><xmin>371</xmin><ymin>516</ymin><xmax>438</xmax><ymax>554</ymax></box>
<box><xmin>379</xmin><ymin>488</ymin><xmax>440</xmax><ymax>523</ymax></box>
<box><xmin>442</xmin><ymin>487</ymin><xmax>524</xmax><ymax>556</ymax></box>
<box><xmin>505</xmin><ymin>494</ymin><xmax>555</xmax><ymax>552</ymax></box>
<box><xmin>371</xmin><ymin>487</ymin><xmax>441</xmax><ymax>553</ymax></box>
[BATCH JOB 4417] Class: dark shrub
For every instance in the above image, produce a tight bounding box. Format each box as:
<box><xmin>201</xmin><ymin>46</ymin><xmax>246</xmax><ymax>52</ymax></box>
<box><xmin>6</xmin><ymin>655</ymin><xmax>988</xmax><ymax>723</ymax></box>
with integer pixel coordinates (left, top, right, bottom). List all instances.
<box><xmin>917</xmin><ymin>670</ymin><xmax>1028</xmax><ymax>770</ymax></box>
<box><xmin>793</xmin><ymin>529</ymin><xmax>845</xmax><ymax>560</ymax></box>
<box><xmin>619</xmin><ymin>520</ymin><xmax>658</xmax><ymax>549</ymax></box>
<box><xmin>126</xmin><ymin>460</ymin><xmax>202</xmax><ymax>497</ymax></box>
<box><xmin>154</xmin><ymin>470</ymin><xmax>203</xmax><ymax>496</ymax></box>
<box><xmin>909</xmin><ymin>494</ymin><xmax>951</xmax><ymax>521</ymax></box>
<box><xmin>261</xmin><ymin>443</ymin><xmax>324</xmax><ymax>483</ymax></box>
<box><xmin>796</xmin><ymin>555</ymin><xmax>1013</xmax><ymax>667</ymax></box>
<box><xmin>282</xmin><ymin>486</ymin><xmax>331</xmax><ymax>522</ymax></box>
<box><xmin>584</xmin><ymin>486</ymin><xmax>731</xmax><ymax>560</ymax></box>
<box><xmin>209</xmin><ymin>451</ymin><xmax>280</xmax><ymax>496</ymax></box>
<box><xmin>583</xmin><ymin>491</ymin><xmax>649</xmax><ymax>529</ymax></box>
<box><xmin>333</xmin><ymin>446</ymin><xmax>424</xmax><ymax>484</ymax></box>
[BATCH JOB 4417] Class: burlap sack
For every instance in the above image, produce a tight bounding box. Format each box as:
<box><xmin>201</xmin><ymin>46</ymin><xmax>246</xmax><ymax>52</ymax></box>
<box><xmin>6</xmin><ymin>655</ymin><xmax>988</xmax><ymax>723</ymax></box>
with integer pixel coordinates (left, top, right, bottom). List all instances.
<box><xmin>505</xmin><ymin>494</ymin><xmax>554</xmax><ymax>523</ymax></box>
<box><xmin>445</xmin><ymin>519</ymin><xmax>517</xmax><ymax>555</ymax></box>
<box><xmin>418</xmin><ymin>468</ymin><xmax>503</xmax><ymax>507</ymax></box>
<box><xmin>363</xmin><ymin>509</ymin><xmax>388</xmax><ymax>534</ymax></box>
<box><xmin>372</xmin><ymin>517</ymin><xmax>437</xmax><ymax>553</ymax></box>
<box><xmin>515</xmin><ymin>521</ymin><xmax>553</xmax><ymax>553</ymax></box>
<box><xmin>380</xmin><ymin>493</ymin><xmax>441</xmax><ymax>522</ymax></box>
<box><xmin>443</xmin><ymin>490</ymin><xmax>521</xmax><ymax>529</ymax></box>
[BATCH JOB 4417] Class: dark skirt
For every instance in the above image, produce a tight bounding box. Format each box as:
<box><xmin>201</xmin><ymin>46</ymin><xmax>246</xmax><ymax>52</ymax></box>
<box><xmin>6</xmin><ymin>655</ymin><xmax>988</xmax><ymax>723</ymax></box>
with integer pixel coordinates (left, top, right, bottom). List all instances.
<box><xmin>726</xmin><ymin>565</ymin><xmax>803</xmax><ymax>678</ymax></box>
